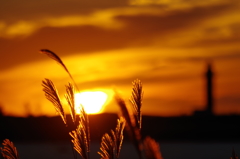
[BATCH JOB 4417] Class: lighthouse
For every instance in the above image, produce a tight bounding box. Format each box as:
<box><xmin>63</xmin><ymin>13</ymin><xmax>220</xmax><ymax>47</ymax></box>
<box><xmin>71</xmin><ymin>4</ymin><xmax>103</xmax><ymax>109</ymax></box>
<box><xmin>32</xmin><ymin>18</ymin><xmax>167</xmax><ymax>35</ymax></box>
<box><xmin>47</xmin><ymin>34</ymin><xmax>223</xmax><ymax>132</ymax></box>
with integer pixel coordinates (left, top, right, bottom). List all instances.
<box><xmin>194</xmin><ymin>63</ymin><xmax>214</xmax><ymax>116</ymax></box>
<box><xmin>205</xmin><ymin>63</ymin><xmax>214</xmax><ymax>116</ymax></box>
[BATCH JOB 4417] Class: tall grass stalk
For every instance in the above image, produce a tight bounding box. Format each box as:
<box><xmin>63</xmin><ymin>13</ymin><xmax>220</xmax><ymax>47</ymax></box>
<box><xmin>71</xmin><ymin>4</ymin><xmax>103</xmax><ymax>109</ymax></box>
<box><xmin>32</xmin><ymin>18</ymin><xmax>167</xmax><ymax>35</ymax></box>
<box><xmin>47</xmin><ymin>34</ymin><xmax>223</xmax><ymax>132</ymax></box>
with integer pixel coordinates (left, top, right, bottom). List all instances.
<box><xmin>98</xmin><ymin>117</ymin><xmax>125</xmax><ymax>159</ymax></box>
<box><xmin>1</xmin><ymin>50</ymin><xmax>165</xmax><ymax>159</ymax></box>
<box><xmin>65</xmin><ymin>82</ymin><xmax>77</xmax><ymax>125</ymax></box>
<box><xmin>69</xmin><ymin>105</ymin><xmax>90</xmax><ymax>159</ymax></box>
<box><xmin>40</xmin><ymin>49</ymin><xmax>80</xmax><ymax>92</ymax></box>
<box><xmin>115</xmin><ymin>94</ymin><xmax>143</xmax><ymax>158</ymax></box>
<box><xmin>130</xmin><ymin>79</ymin><xmax>143</xmax><ymax>130</ymax></box>
<box><xmin>42</xmin><ymin>78</ymin><xmax>67</xmax><ymax>125</ymax></box>
<box><xmin>0</xmin><ymin>139</ymin><xmax>20</xmax><ymax>159</ymax></box>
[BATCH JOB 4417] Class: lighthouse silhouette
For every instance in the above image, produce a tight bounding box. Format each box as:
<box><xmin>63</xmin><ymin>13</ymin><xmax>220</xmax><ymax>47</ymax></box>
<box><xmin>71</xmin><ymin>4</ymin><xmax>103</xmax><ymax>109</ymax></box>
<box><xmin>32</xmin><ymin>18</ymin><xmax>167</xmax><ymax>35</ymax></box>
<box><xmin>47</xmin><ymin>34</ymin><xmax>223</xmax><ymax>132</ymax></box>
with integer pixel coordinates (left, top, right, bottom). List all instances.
<box><xmin>194</xmin><ymin>62</ymin><xmax>214</xmax><ymax>116</ymax></box>
<box><xmin>205</xmin><ymin>63</ymin><xmax>214</xmax><ymax>116</ymax></box>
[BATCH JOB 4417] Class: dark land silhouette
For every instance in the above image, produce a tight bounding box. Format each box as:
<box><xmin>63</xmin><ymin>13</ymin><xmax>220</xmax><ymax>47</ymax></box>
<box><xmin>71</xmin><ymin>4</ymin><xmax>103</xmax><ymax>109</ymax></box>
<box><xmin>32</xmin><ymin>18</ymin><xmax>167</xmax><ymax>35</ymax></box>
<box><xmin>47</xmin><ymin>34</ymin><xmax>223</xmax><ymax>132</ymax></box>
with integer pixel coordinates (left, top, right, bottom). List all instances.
<box><xmin>1</xmin><ymin>113</ymin><xmax>240</xmax><ymax>142</ymax></box>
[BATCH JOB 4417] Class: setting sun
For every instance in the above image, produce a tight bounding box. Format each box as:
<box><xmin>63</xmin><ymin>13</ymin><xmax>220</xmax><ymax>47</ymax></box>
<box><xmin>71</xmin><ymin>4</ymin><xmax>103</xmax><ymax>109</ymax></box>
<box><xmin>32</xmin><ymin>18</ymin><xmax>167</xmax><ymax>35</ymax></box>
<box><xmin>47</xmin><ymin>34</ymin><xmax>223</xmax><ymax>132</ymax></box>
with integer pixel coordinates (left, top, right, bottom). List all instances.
<box><xmin>74</xmin><ymin>91</ymin><xmax>108</xmax><ymax>114</ymax></box>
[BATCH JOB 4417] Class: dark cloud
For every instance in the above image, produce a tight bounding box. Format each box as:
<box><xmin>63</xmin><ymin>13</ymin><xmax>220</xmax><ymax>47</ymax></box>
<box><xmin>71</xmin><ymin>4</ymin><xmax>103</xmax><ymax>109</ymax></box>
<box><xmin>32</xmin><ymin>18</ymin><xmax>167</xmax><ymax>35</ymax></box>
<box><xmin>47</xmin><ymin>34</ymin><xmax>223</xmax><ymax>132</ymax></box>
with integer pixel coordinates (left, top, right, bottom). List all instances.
<box><xmin>230</xmin><ymin>23</ymin><xmax>240</xmax><ymax>35</ymax></box>
<box><xmin>187</xmin><ymin>23</ymin><xmax>240</xmax><ymax>47</ymax></box>
<box><xmin>166</xmin><ymin>53</ymin><xmax>240</xmax><ymax>64</ymax></box>
<box><xmin>115</xmin><ymin>2</ymin><xmax>234</xmax><ymax>37</ymax></box>
<box><xmin>218</xmin><ymin>95</ymin><xmax>240</xmax><ymax>104</ymax></box>
<box><xmin>0</xmin><ymin>25</ymin><xmax>140</xmax><ymax>70</ymax></box>
<box><xmin>0</xmin><ymin>0</ymin><xmax>128</xmax><ymax>22</ymax></box>
<box><xmin>75</xmin><ymin>71</ymin><xmax>199</xmax><ymax>91</ymax></box>
<box><xmin>205</xmin><ymin>35</ymin><xmax>240</xmax><ymax>47</ymax></box>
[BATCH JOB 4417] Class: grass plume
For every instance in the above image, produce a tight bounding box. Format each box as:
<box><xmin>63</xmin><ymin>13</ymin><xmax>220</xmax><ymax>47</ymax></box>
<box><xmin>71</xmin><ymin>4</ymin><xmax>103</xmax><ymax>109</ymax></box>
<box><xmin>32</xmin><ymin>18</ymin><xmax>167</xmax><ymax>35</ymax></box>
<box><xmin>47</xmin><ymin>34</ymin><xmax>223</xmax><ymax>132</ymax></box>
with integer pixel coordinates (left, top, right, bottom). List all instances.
<box><xmin>130</xmin><ymin>79</ymin><xmax>143</xmax><ymax>130</ymax></box>
<box><xmin>115</xmin><ymin>93</ymin><xmax>142</xmax><ymax>159</ymax></box>
<box><xmin>69</xmin><ymin>105</ymin><xmax>90</xmax><ymax>159</ymax></box>
<box><xmin>98</xmin><ymin>118</ymin><xmax>125</xmax><ymax>159</ymax></box>
<box><xmin>1</xmin><ymin>139</ymin><xmax>20</xmax><ymax>159</ymax></box>
<box><xmin>65</xmin><ymin>82</ymin><xmax>77</xmax><ymax>124</ymax></box>
<box><xmin>112</xmin><ymin>118</ymin><xmax>125</xmax><ymax>158</ymax></box>
<box><xmin>98</xmin><ymin>133</ymin><xmax>114</xmax><ymax>159</ymax></box>
<box><xmin>42</xmin><ymin>78</ymin><xmax>67</xmax><ymax>125</ymax></box>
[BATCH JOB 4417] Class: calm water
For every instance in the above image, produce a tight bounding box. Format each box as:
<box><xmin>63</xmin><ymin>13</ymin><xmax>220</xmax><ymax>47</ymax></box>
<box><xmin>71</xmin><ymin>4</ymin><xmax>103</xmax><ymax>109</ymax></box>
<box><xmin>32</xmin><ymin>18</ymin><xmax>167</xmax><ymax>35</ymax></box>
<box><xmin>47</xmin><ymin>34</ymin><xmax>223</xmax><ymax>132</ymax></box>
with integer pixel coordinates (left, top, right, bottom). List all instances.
<box><xmin>12</xmin><ymin>141</ymin><xmax>240</xmax><ymax>159</ymax></box>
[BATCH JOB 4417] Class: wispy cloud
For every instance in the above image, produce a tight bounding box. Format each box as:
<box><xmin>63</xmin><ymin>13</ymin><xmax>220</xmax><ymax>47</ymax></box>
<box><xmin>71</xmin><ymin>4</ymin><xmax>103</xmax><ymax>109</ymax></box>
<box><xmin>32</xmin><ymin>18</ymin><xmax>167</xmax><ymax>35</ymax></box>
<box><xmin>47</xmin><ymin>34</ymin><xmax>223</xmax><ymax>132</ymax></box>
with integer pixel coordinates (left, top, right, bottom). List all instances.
<box><xmin>0</xmin><ymin>12</ymin><xmax>123</xmax><ymax>38</ymax></box>
<box><xmin>1</xmin><ymin>0</ymin><xmax>239</xmax><ymax>39</ymax></box>
<box><xmin>129</xmin><ymin>0</ymin><xmax>231</xmax><ymax>6</ymax></box>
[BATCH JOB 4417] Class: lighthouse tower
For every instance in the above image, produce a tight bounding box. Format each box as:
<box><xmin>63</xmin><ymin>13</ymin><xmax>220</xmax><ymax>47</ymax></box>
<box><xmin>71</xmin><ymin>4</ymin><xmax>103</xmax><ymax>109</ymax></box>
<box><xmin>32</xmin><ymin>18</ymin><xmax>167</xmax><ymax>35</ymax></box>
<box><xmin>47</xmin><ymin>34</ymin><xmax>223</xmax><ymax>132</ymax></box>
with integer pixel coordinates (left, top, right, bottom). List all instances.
<box><xmin>205</xmin><ymin>63</ymin><xmax>214</xmax><ymax>116</ymax></box>
<box><xmin>194</xmin><ymin>63</ymin><xmax>214</xmax><ymax>116</ymax></box>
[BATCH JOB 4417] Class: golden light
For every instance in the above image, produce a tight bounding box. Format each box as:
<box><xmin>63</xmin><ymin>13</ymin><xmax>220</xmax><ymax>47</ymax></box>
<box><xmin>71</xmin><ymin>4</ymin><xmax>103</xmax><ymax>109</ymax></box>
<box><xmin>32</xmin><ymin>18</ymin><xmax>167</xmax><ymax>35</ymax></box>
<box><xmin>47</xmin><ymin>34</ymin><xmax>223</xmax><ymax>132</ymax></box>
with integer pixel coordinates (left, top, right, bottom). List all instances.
<box><xmin>75</xmin><ymin>91</ymin><xmax>108</xmax><ymax>114</ymax></box>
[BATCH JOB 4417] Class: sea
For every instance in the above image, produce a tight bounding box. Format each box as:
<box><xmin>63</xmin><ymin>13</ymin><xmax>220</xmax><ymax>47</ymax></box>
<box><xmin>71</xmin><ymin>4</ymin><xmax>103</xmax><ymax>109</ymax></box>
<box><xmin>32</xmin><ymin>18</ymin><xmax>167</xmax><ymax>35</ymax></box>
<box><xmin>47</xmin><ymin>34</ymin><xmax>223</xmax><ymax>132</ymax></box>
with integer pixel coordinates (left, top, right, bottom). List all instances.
<box><xmin>11</xmin><ymin>141</ymin><xmax>240</xmax><ymax>159</ymax></box>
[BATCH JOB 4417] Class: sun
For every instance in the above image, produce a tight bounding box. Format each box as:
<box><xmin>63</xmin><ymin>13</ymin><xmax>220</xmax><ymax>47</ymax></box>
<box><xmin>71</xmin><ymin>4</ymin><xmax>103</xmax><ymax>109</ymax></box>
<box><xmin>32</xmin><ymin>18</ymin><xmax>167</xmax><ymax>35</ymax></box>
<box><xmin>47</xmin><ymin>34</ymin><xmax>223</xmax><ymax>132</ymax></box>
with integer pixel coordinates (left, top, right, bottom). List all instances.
<box><xmin>74</xmin><ymin>91</ymin><xmax>108</xmax><ymax>114</ymax></box>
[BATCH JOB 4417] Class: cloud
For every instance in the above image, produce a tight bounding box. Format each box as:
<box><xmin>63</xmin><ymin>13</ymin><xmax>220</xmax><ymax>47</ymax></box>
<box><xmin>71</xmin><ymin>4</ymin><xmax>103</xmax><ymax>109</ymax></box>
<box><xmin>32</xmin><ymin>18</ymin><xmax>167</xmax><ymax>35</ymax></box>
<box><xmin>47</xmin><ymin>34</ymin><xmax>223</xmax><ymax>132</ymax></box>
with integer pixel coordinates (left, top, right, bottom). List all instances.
<box><xmin>0</xmin><ymin>0</ymin><xmax>129</xmax><ymax>22</ymax></box>
<box><xmin>117</xmin><ymin>2</ymin><xmax>237</xmax><ymax>34</ymax></box>
<box><xmin>135</xmin><ymin>0</ymin><xmax>232</xmax><ymax>8</ymax></box>
<box><xmin>0</xmin><ymin>12</ymin><xmax>124</xmax><ymax>38</ymax></box>
<box><xmin>1</xmin><ymin>0</ymin><xmax>238</xmax><ymax>39</ymax></box>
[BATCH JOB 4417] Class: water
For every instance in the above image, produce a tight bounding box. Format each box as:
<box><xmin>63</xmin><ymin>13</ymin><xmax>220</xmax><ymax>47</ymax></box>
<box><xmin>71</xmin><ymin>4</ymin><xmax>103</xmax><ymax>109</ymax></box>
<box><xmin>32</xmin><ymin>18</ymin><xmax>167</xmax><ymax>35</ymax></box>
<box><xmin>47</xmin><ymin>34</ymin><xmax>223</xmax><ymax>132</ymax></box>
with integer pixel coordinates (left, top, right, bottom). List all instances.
<box><xmin>12</xmin><ymin>141</ymin><xmax>240</xmax><ymax>159</ymax></box>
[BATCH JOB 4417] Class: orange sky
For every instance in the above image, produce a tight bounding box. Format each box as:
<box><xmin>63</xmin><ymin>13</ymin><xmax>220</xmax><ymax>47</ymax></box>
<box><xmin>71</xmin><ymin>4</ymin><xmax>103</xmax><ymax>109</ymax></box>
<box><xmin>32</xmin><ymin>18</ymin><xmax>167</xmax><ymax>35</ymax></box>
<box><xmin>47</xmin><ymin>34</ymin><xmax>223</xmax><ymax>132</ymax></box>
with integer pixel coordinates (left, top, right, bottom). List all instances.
<box><xmin>0</xmin><ymin>0</ymin><xmax>240</xmax><ymax>117</ymax></box>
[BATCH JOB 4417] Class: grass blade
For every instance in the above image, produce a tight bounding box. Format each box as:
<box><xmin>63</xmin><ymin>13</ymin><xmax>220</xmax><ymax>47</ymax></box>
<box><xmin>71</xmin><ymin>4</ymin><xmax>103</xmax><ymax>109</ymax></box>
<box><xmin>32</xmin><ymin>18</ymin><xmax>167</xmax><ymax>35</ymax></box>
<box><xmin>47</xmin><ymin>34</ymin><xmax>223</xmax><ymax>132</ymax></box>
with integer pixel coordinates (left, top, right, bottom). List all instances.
<box><xmin>42</xmin><ymin>78</ymin><xmax>67</xmax><ymax>125</ymax></box>
<box><xmin>40</xmin><ymin>49</ymin><xmax>79</xmax><ymax>92</ymax></box>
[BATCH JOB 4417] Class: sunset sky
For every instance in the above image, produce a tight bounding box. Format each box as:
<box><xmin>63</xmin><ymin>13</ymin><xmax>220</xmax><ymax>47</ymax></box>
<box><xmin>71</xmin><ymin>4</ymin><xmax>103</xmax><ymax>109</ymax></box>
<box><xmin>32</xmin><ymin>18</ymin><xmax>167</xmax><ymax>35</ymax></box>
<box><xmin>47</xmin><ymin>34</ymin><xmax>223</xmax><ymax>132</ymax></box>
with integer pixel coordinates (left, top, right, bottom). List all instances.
<box><xmin>0</xmin><ymin>0</ymin><xmax>240</xmax><ymax>117</ymax></box>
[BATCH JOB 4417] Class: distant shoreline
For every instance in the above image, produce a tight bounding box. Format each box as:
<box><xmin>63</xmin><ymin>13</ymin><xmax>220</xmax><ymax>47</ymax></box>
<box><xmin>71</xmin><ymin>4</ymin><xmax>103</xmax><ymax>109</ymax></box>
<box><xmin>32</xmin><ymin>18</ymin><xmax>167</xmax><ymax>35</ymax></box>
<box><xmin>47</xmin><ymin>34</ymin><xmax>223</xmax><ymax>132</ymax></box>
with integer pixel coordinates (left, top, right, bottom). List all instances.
<box><xmin>1</xmin><ymin>113</ymin><xmax>240</xmax><ymax>142</ymax></box>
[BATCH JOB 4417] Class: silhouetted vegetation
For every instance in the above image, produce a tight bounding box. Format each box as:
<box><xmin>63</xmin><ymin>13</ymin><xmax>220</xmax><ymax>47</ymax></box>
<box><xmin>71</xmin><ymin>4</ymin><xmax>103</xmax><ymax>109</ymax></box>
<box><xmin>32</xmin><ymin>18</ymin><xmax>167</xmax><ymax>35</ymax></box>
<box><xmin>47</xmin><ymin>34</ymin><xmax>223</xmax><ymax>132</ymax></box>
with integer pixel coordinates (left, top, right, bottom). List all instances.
<box><xmin>1</xmin><ymin>50</ymin><xmax>239</xmax><ymax>159</ymax></box>
<box><xmin>1</xmin><ymin>50</ymin><xmax>163</xmax><ymax>159</ymax></box>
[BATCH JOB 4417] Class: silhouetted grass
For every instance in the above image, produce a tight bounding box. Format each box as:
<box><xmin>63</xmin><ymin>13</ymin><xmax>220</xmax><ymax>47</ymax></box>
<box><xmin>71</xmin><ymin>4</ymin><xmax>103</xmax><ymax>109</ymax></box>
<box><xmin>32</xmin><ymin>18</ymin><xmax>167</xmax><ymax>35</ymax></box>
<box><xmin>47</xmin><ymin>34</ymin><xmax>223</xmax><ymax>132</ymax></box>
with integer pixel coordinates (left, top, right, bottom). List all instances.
<box><xmin>42</xmin><ymin>78</ymin><xmax>67</xmax><ymax>125</ymax></box>
<box><xmin>98</xmin><ymin>118</ymin><xmax>125</xmax><ymax>159</ymax></box>
<box><xmin>0</xmin><ymin>139</ymin><xmax>19</xmax><ymax>159</ymax></box>
<box><xmin>1</xmin><ymin>50</ymin><xmax>164</xmax><ymax>159</ymax></box>
<box><xmin>1</xmin><ymin>49</ymin><xmax>238</xmax><ymax>159</ymax></box>
<box><xmin>69</xmin><ymin>105</ymin><xmax>90</xmax><ymax>159</ymax></box>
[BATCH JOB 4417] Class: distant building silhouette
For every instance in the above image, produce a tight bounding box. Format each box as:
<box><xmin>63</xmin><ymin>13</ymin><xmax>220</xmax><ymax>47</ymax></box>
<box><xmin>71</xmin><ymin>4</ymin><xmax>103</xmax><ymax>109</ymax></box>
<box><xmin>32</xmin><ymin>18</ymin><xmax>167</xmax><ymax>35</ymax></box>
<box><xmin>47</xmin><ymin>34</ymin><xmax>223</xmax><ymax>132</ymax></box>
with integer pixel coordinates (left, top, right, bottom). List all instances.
<box><xmin>206</xmin><ymin>63</ymin><xmax>213</xmax><ymax>115</ymax></box>
<box><xmin>194</xmin><ymin>63</ymin><xmax>214</xmax><ymax>116</ymax></box>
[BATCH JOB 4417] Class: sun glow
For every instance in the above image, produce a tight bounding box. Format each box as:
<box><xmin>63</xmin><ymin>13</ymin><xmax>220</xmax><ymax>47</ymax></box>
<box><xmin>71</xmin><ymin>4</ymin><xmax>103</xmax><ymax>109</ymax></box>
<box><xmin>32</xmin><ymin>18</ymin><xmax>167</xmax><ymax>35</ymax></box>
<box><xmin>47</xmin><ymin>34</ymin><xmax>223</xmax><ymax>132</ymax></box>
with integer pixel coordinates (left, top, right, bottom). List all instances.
<box><xmin>75</xmin><ymin>91</ymin><xmax>108</xmax><ymax>114</ymax></box>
